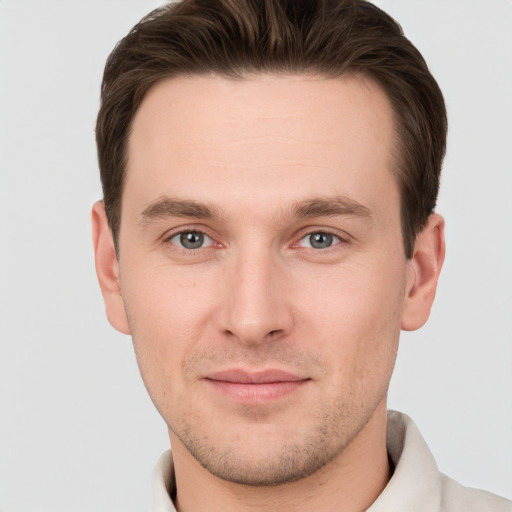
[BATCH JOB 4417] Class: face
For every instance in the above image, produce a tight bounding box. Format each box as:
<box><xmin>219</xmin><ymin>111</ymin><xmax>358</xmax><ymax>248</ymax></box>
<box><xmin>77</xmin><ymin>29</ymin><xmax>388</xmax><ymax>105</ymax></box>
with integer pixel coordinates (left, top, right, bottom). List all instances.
<box><xmin>106</xmin><ymin>74</ymin><xmax>414</xmax><ymax>485</ymax></box>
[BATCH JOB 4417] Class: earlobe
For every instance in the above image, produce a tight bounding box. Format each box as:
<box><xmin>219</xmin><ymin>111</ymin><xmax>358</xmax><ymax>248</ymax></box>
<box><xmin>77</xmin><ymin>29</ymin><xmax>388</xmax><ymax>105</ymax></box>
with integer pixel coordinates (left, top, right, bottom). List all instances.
<box><xmin>91</xmin><ymin>201</ymin><xmax>131</xmax><ymax>335</ymax></box>
<box><xmin>401</xmin><ymin>213</ymin><xmax>445</xmax><ymax>331</ymax></box>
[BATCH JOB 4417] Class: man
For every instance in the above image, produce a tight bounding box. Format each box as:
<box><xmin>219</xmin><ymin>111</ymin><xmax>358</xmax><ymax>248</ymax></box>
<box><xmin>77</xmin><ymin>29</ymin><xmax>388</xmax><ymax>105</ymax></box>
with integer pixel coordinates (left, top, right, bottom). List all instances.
<box><xmin>92</xmin><ymin>1</ymin><xmax>511</xmax><ymax>510</ymax></box>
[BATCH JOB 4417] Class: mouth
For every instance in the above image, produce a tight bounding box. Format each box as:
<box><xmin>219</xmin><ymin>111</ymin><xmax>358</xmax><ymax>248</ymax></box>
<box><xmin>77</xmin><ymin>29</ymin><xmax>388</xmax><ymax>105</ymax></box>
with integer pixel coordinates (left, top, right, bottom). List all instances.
<box><xmin>204</xmin><ymin>369</ymin><xmax>311</xmax><ymax>404</ymax></box>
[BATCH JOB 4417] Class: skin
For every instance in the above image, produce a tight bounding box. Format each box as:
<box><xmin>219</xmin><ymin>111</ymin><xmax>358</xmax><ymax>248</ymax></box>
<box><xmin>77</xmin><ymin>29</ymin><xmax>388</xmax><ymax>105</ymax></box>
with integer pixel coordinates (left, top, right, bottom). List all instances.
<box><xmin>93</xmin><ymin>74</ymin><xmax>445</xmax><ymax>512</ymax></box>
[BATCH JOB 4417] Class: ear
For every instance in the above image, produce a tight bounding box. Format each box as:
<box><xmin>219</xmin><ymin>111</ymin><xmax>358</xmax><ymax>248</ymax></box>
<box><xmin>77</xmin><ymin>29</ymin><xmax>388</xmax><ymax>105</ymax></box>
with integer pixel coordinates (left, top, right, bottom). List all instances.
<box><xmin>91</xmin><ymin>201</ymin><xmax>130</xmax><ymax>334</ymax></box>
<box><xmin>401</xmin><ymin>213</ymin><xmax>445</xmax><ymax>331</ymax></box>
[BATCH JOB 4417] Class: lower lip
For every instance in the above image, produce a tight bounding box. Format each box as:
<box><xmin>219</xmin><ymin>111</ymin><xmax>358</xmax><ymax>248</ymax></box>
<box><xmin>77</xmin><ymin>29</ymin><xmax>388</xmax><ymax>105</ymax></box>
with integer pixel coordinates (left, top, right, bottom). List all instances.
<box><xmin>205</xmin><ymin>379</ymin><xmax>309</xmax><ymax>404</ymax></box>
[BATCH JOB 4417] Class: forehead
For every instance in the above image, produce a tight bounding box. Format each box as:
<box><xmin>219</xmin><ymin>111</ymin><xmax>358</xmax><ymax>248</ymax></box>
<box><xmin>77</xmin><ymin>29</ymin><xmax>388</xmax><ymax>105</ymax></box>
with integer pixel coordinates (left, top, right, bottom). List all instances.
<box><xmin>129</xmin><ymin>72</ymin><xmax>394</xmax><ymax>149</ymax></box>
<box><xmin>124</xmin><ymin>73</ymin><xmax>398</xmax><ymax>218</ymax></box>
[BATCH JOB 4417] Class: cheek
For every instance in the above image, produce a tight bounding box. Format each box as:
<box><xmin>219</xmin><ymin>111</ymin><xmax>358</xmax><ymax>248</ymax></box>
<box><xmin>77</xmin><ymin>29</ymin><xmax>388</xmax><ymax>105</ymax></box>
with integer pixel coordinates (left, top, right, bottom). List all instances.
<box><xmin>297</xmin><ymin>260</ymin><xmax>404</xmax><ymax>382</ymax></box>
<box><xmin>119</xmin><ymin>263</ymin><xmax>219</xmax><ymax>395</ymax></box>
<box><xmin>122</xmin><ymin>259</ymin><xmax>217</xmax><ymax>331</ymax></box>
<box><xmin>297</xmin><ymin>257</ymin><xmax>406</xmax><ymax>329</ymax></box>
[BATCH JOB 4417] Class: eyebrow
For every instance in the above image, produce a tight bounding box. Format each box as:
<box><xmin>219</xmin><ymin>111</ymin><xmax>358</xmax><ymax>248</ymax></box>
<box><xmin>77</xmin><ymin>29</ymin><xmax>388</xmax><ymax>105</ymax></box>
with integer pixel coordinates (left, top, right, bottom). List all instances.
<box><xmin>139</xmin><ymin>197</ymin><xmax>218</xmax><ymax>225</ymax></box>
<box><xmin>138</xmin><ymin>194</ymin><xmax>372</xmax><ymax>226</ymax></box>
<box><xmin>291</xmin><ymin>196</ymin><xmax>372</xmax><ymax>220</ymax></box>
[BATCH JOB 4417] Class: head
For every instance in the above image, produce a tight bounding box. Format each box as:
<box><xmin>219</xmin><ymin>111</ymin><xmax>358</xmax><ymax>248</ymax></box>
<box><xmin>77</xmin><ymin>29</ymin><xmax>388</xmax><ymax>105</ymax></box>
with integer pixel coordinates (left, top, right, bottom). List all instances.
<box><xmin>93</xmin><ymin>0</ymin><xmax>446</xmax><ymax>489</ymax></box>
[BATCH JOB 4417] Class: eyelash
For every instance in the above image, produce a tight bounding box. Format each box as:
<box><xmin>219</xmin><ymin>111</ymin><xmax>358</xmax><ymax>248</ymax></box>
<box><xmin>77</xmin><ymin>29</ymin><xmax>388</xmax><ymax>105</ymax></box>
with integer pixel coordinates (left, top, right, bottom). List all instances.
<box><xmin>166</xmin><ymin>230</ymin><xmax>216</xmax><ymax>251</ymax></box>
<box><xmin>165</xmin><ymin>228</ymin><xmax>347</xmax><ymax>252</ymax></box>
<box><xmin>295</xmin><ymin>231</ymin><xmax>344</xmax><ymax>250</ymax></box>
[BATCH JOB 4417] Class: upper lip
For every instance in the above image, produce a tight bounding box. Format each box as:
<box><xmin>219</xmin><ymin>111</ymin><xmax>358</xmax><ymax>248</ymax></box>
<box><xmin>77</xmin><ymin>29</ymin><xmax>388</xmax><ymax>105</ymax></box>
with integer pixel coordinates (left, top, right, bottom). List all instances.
<box><xmin>205</xmin><ymin>369</ymin><xmax>308</xmax><ymax>384</ymax></box>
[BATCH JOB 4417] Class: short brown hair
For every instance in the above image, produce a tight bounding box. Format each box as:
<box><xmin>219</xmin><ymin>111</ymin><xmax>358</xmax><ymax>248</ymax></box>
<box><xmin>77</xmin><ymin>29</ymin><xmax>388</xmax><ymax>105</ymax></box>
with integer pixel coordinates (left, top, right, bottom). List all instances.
<box><xmin>96</xmin><ymin>0</ymin><xmax>447</xmax><ymax>258</ymax></box>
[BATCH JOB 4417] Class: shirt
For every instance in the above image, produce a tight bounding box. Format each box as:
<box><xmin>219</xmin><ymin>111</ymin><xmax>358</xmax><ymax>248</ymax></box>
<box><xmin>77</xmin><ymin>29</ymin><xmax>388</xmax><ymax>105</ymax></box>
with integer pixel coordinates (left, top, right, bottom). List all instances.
<box><xmin>150</xmin><ymin>411</ymin><xmax>512</xmax><ymax>511</ymax></box>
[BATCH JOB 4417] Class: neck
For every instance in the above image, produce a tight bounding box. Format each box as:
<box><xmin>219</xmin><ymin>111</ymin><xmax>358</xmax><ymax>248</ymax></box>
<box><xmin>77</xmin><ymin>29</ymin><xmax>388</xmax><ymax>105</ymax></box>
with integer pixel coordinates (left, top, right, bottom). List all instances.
<box><xmin>171</xmin><ymin>403</ymin><xmax>391</xmax><ymax>512</ymax></box>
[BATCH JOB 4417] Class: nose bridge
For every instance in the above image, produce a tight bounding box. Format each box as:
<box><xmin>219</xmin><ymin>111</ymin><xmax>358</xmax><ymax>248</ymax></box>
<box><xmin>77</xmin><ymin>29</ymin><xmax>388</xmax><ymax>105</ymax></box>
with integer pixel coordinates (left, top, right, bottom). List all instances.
<box><xmin>221</xmin><ymin>244</ymin><xmax>292</xmax><ymax>343</ymax></box>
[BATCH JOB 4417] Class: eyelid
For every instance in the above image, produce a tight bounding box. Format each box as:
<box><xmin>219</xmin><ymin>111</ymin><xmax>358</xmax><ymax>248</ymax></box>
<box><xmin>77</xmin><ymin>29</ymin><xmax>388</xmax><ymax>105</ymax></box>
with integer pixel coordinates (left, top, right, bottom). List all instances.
<box><xmin>168</xmin><ymin>231</ymin><xmax>213</xmax><ymax>249</ymax></box>
<box><xmin>162</xmin><ymin>225</ymin><xmax>221</xmax><ymax>249</ymax></box>
<box><xmin>160</xmin><ymin>224</ymin><xmax>350</xmax><ymax>252</ymax></box>
<box><xmin>292</xmin><ymin>227</ymin><xmax>350</xmax><ymax>248</ymax></box>
<box><xmin>298</xmin><ymin>231</ymin><xmax>341</xmax><ymax>248</ymax></box>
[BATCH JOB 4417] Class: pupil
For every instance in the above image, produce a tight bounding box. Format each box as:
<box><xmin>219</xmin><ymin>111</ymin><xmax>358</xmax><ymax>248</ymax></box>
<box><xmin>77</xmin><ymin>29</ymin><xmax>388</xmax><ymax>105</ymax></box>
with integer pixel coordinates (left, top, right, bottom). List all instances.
<box><xmin>310</xmin><ymin>232</ymin><xmax>332</xmax><ymax>249</ymax></box>
<box><xmin>180</xmin><ymin>232</ymin><xmax>204</xmax><ymax>249</ymax></box>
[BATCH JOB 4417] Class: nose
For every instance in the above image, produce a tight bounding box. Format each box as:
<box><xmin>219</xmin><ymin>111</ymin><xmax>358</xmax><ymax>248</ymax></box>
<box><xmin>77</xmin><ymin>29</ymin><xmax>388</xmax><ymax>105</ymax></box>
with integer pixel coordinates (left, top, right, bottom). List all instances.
<box><xmin>219</xmin><ymin>250</ymin><xmax>294</xmax><ymax>345</ymax></box>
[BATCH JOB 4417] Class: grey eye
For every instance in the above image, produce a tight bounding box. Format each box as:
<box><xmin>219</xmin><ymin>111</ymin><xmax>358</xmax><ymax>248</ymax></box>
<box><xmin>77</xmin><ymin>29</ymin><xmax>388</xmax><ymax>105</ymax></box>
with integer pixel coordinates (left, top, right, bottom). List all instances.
<box><xmin>170</xmin><ymin>231</ymin><xmax>212</xmax><ymax>249</ymax></box>
<box><xmin>181</xmin><ymin>232</ymin><xmax>204</xmax><ymax>249</ymax></box>
<box><xmin>309</xmin><ymin>232</ymin><xmax>334</xmax><ymax>249</ymax></box>
<box><xmin>299</xmin><ymin>231</ymin><xmax>340</xmax><ymax>249</ymax></box>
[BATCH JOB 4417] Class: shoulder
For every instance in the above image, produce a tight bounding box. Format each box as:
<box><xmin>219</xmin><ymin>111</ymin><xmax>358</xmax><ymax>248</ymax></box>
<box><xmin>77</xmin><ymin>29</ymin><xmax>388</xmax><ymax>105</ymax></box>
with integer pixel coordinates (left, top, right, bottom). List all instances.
<box><xmin>381</xmin><ymin>411</ymin><xmax>512</xmax><ymax>512</ymax></box>
<box><xmin>440</xmin><ymin>474</ymin><xmax>512</xmax><ymax>512</ymax></box>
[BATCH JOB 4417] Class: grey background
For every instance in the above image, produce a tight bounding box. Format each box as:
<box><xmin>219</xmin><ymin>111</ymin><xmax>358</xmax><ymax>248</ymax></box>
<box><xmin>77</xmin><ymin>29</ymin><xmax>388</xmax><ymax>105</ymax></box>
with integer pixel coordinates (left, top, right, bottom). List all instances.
<box><xmin>1</xmin><ymin>1</ymin><xmax>511</xmax><ymax>510</ymax></box>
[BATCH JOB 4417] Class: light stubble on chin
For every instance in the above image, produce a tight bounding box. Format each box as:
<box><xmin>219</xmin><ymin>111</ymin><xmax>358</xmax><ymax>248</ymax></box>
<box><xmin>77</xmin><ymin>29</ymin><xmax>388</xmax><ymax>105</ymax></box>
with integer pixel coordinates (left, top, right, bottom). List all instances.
<box><xmin>168</xmin><ymin>391</ymin><xmax>382</xmax><ymax>487</ymax></box>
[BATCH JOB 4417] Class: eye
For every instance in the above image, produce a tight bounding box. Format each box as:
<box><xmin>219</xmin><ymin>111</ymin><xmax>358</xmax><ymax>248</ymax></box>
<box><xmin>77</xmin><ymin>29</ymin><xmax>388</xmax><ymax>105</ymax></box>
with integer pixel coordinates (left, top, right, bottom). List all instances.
<box><xmin>299</xmin><ymin>231</ymin><xmax>341</xmax><ymax>249</ymax></box>
<box><xmin>169</xmin><ymin>231</ymin><xmax>213</xmax><ymax>250</ymax></box>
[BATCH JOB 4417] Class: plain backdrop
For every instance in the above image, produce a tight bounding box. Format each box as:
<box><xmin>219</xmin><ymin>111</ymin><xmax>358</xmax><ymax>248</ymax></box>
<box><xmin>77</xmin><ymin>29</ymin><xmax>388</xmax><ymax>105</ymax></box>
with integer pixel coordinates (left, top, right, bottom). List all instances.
<box><xmin>1</xmin><ymin>1</ymin><xmax>511</xmax><ymax>511</ymax></box>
